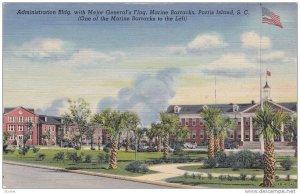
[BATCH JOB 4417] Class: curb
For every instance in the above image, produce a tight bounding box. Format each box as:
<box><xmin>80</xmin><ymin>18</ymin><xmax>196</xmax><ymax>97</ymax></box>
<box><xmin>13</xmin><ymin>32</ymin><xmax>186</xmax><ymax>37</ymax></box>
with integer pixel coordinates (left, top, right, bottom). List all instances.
<box><xmin>3</xmin><ymin>161</ymin><xmax>197</xmax><ymax>189</ymax></box>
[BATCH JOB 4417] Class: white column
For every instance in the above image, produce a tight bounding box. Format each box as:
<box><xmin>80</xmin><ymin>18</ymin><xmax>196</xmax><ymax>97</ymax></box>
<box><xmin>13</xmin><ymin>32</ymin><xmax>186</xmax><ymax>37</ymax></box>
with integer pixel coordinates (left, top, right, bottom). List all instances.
<box><xmin>281</xmin><ymin>123</ymin><xmax>285</xmax><ymax>142</ymax></box>
<box><xmin>240</xmin><ymin>116</ymin><xmax>244</xmax><ymax>142</ymax></box>
<box><xmin>249</xmin><ymin>117</ymin><xmax>253</xmax><ymax>142</ymax></box>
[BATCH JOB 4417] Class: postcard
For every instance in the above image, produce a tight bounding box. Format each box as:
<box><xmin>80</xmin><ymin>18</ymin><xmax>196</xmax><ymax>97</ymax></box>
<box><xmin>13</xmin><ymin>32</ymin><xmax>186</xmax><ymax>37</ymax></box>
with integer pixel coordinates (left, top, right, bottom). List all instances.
<box><xmin>2</xmin><ymin>2</ymin><xmax>298</xmax><ymax>191</ymax></box>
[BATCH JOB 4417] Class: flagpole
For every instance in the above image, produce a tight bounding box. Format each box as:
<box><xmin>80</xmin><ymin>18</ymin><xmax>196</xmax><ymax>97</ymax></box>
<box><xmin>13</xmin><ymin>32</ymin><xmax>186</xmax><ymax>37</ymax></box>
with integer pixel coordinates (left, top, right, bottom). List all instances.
<box><xmin>259</xmin><ymin>3</ymin><xmax>264</xmax><ymax>154</ymax></box>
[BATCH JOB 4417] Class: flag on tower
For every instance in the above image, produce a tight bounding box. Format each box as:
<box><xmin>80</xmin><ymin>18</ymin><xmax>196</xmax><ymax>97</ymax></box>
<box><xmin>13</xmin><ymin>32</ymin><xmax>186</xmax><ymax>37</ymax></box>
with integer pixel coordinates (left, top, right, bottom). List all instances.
<box><xmin>266</xmin><ymin>70</ymin><xmax>271</xmax><ymax>76</ymax></box>
<box><xmin>262</xmin><ymin>7</ymin><xmax>283</xmax><ymax>28</ymax></box>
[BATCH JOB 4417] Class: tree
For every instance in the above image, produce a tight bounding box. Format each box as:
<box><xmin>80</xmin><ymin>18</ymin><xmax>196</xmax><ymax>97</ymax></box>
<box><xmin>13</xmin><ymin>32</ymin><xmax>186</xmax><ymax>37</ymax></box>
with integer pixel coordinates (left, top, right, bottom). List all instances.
<box><xmin>123</xmin><ymin>111</ymin><xmax>140</xmax><ymax>152</ymax></box>
<box><xmin>172</xmin><ymin>125</ymin><xmax>189</xmax><ymax>148</ymax></box>
<box><xmin>219</xmin><ymin>117</ymin><xmax>237</xmax><ymax>152</ymax></box>
<box><xmin>61</xmin><ymin>98</ymin><xmax>91</xmax><ymax>150</ymax></box>
<box><xmin>254</xmin><ymin>103</ymin><xmax>289</xmax><ymax>187</ymax></box>
<box><xmin>85</xmin><ymin>124</ymin><xmax>96</xmax><ymax>150</ymax></box>
<box><xmin>150</xmin><ymin>122</ymin><xmax>163</xmax><ymax>152</ymax></box>
<box><xmin>134</xmin><ymin>127</ymin><xmax>144</xmax><ymax>150</ymax></box>
<box><xmin>160</xmin><ymin>112</ymin><xmax>179</xmax><ymax>159</ymax></box>
<box><xmin>93</xmin><ymin>109</ymin><xmax>125</xmax><ymax>169</ymax></box>
<box><xmin>22</xmin><ymin>121</ymin><xmax>33</xmax><ymax>147</ymax></box>
<box><xmin>200</xmin><ymin>107</ymin><xmax>221</xmax><ymax>159</ymax></box>
<box><xmin>146</xmin><ymin>126</ymin><xmax>157</xmax><ymax>149</ymax></box>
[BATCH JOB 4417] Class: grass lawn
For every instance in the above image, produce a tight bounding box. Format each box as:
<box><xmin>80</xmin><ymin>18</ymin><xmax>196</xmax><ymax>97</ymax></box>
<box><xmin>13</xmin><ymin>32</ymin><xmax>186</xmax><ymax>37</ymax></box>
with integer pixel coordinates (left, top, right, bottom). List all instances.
<box><xmin>3</xmin><ymin>148</ymin><xmax>206</xmax><ymax>177</ymax></box>
<box><xmin>167</xmin><ymin>176</ymin><xmax>297</xmax><ymax>188</ymax></box>
<box><xmin>3</xmin><ymin>149</ymin><xmax>165</xmax><ymax>177</ymax></box>
<box><xmin>178</xmin><ymin>164</ymin><xmax>297</xmax><ymax>176</ymax></box>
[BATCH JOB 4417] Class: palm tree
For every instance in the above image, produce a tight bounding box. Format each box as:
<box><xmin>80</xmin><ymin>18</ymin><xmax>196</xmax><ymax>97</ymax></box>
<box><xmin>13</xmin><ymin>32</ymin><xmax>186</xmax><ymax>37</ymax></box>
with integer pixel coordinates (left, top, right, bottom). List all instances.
<box><xmin>200</xmin><ymin>107</ymin><xmax>221</xmax><ymax>159</ymax></box>
<box><xmin>146</xmin><ymin>126</ymin><xmax>156</xmax><ymax>149</ymax></box>
<box><xmin>135</xmin><ymin>127</ymin><xmax>144</xmax><ymax>150</ymax></box>
<box><xmin>254</xmin><ymin>103</ymin><xmax>289</xmax><ymax>187</ymax></box>
<box><xmin>93</xmin><ymin>109</ymin><xmax>125</xmax><ymax>169</ymax></box>
<box><xmin>123</xmin><ymin>111</ymin><xmax>140</xmax><ymax>152</ymax></box>
<box><xmin>219</xmin><ymin>117</ymin><xmax>236</xmax><ymax>152</ymax></box>
<box><xmin>150</xmin><ymin>122</ymin><xmax>163</xmax><ymax>152</ymax></box>
<box><xmin>160</xmin><ymin>112</ymin><xmax>179</xmax><ymax>159</ymax></box>
<box><xmin>172</xmin><ymin>125</ymin><xmax>189</xmax><ymax>149</ymax></box>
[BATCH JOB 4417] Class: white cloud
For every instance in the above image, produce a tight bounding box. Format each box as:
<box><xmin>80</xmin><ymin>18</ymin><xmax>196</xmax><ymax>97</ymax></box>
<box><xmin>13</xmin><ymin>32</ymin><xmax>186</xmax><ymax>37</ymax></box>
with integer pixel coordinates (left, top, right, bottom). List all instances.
<box><xmin>15</xmin><ymin>38</ymin><xmax>72</xmax><ymax>59</ymax></box>
<box><xmin>66</xmin><ymin>49</ymin><xmax>118</xmax><ymax>67</ymax></box>
<box><xmin>241</xmin><ymin>32</ymin><xmax>271</xmax><ymax>49</ymax></box>
<box><xmin>166</xmin><ymin>45</ymin><xmax>187</xmax><ymax>55</ymax></box>
<box><xmin>203</xmin><ymin>53</ymin><xmax>259</xmax><ymax>77</ymax></box>
<box><xmin>261</xmin><ymin>50</ymin><xmax>285</xmax><ymax>62</ymax></box>
<box><xmin>186</xmin><ymin>33</ymin><xmax>228</xmax><ymax>52</ymax></box>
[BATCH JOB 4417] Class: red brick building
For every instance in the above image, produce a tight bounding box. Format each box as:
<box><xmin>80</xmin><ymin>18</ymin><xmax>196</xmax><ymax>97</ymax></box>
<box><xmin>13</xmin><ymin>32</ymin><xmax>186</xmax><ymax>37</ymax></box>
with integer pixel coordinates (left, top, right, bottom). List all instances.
<box><xmin>3</xmin><ymin>106</ymin><xmax>103</xmax><ymax>146</ymax></box>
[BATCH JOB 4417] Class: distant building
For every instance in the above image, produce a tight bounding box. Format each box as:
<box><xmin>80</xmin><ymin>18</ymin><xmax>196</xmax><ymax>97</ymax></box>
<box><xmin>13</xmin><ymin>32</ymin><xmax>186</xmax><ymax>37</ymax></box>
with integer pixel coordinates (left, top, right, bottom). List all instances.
<box><xmin>166</xmin><ymin>81</ymin><xmax>297</xmax><ymax>145</ymax></box>
<box><xmin>3</xmin><ymin>107</ymin><xmax>102</xmax><ymax>146</ymax></box>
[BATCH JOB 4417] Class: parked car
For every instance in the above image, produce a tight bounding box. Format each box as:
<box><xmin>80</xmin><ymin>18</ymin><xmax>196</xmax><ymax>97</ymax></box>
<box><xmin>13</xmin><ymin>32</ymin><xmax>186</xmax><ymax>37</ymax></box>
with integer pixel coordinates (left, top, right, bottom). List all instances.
<box><xmin>224</xmin><ymin>142</ymin><xmax>238</xmax><ymax>149</ymax></box>
<box><xmin>183</xmin><ymin>142</ymin><xmax>197</xmax><ymax>149</ymax></box>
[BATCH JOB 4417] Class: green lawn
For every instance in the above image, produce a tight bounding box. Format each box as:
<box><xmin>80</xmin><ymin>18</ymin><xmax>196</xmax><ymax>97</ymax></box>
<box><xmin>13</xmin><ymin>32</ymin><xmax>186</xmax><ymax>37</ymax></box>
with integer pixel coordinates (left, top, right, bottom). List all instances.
<box><xmin>167</xmin><ymin>176</ymin><xmax>297</xmax><ymax>188</ymax></box>
<box><xmin>3</xmin><ymin>149</ymin><xmax>164</xmax><ymax>177</ymax></box>
<box><xmin>178</xmin><ymin>164</ymin><xmax>297</xmax><ymax>176</ymax></box>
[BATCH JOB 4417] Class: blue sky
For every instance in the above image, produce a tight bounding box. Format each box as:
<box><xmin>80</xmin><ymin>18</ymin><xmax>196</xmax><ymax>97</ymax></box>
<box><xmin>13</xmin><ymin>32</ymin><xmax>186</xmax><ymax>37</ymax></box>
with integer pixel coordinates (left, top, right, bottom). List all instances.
<box><xmin>3</xmin><ymin>3</ymin><xmax>297</xmax><ymax>125</ymax></box>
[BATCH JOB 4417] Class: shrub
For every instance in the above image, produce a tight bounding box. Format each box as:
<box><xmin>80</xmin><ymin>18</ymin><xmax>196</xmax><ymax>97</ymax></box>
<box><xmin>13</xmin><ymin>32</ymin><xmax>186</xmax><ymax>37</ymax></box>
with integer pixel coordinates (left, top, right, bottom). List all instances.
<box><xmin>84</xmin><ymin>154</ymin><xmax>92</xmax><ymax>163</ymax></box>
<box><xmin>280</xmin><ymin>157</ymin><xmax>292</xmax><ymax>170</ymax></box>
<box><xmin>32</xmin><ymin>146</ymin><xmax>40</xmax><ymax>153</ymax></box>
<box><xmin>73</xmin><ymin>145</ymin><xmax>80</xmax><ymax>150</ymax></box>
<box><xmin>239</xmin><ymin>173</ymin><xmax>247</xmax><ymax>181</ymax></box>
<box><xmin>203</xmin><ymin>158</ymin><xmax>216</xmax><ymax>168</ymax></box>
<box><xmin>36</xmin><ymin>153</ymin><xmax>46</xmax><ymax>161</ymax></box>
<box><xmin>214</xmin><ymin>152</ymin><xmax>227</xmax><ymax>167</ymax></box>
<box><xmin>275</xmin><ymin>175</ymin><xmax>280</xmax><ymax>181</ymax></box>
<box><xmin>218</xmin><ymin>175</ymin><xmax>227</xmax><ymax>181</ymax></box>
<box><xmin>250</xmin><ymin>175</ymin><xmax>256</xmax><ymax>181</ymax></box>
<box><xmin>173</xmin><ymin>146</ymin><xmax>185</xmax><ymax>156</ymax></box>
<box><xmin>97</xmin><ymin>153</ymin><xmax>109</xmax><ymax>164</ymax></box>
<box><xmin>197</xmin><ymin>174</ymin><xmax>202</xmax><ymax>179</ymax></box>
<box><xmin>227</xmin><ymin>175</ymin><xmax>233</xmax><ymax>181</ymax></box>
<box><xmin>67</xmin><ymin>152</ymin><xmax>82</xmax><ymax>163</ymax></box>
<box><xmin>191</xmin><ymin>173</ymin><xmax>196</xmax><ymax>179</ymax></box>
<box><xmin>184</xmin><ymin>172</ymin><xmax>189</xmax><ymax>178</ymax></box>
<box><xmin>18</xmin><ymin>146</ymin><xmax>29</xmax><ymax>155</ymax></box>
<box><xmin>125</xmin><ymin>161</ymin><xmax>149</xmax><ymax>173</ymax></box>
<box><xmin>103</xmin><ymin>146</ymin><xmax>111</xmax><ymax>153</ymax></box>
<box><xmin>207</xmin><ymin>173</ymin><xmax>213</xmax><ymax>180</ymax></box>
<box><xmin>53</xmin><ymin>151</ymin><xmax>65</xmax><ymax>161</ymax></box>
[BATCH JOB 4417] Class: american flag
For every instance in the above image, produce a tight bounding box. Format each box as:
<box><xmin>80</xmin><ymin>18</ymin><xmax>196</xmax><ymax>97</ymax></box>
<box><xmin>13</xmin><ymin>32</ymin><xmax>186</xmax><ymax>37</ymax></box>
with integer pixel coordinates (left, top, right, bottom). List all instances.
<box><xmin>262</xmin><ymin>7</ymin><xmax>283</xmax><ymax>28</ymax></box>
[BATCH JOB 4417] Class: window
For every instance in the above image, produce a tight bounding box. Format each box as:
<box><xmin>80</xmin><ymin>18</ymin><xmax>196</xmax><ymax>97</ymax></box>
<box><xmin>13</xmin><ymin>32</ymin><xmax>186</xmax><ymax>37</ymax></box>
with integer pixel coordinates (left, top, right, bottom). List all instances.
<box><xmin>255</xmin><ymin>135</ymin><xmax>259</xmax><ymax>139</ymax></box>
<box><xmin>200</xmin><ymin>121</ymin><xmax>204</xmax><ymax>126</ymax></box>
<box><xmin>52</xmin><ymin>127</ymin><xmax>55</xmax><ymax>132</ymax></box>
<box><xmin>8</xmin><ymin>125</ymin><xmax>15</xmax><ymax>131</ymax></box>
<box><xmin>18</xmin><ymin>117</ymin><xmax>24</xmax><ymax>123</ymax></box>
<box><xmin>9</xmin><ymin>134</ymin><xmax>14</xmax><ymax>140</ymax></box>
<box><xmin>18</xmin><ymin>135</ymin><xmax>23</xmax><ymax>140</ymax></box>
<box><xmin>18</xmin><ymin>126</ymin><xmax>24</xmax><ymax>131</ymax></box>
<box><xmin>185</xmin><ymin>119</ymin><xmax>189</xmax><ymax>126</ymax></box>
<box><xmin>8</xmin><ymin>116</ymin><xmax>15</xmax><ymax>122</ymax></box>
<box><xmin>200</xmin><ymin>131</ymin><xmax>204</xmax><ymax>138</ymax></box>
<box><xmin>192</xmin><ymin>131</ymin><xmax>196</xmax><ymax>139</ymax></box>
<box><xmin>230</xmin><ymin>134</ymin><xmax>234</xmax><ymax>138</ymax></box>
<box><xmin>192</xmin><ymin>119</ymin><xmax>196</xmax><ymax>126</ymax></box>
<box><xmin>245</xmin><ymin>135</ymin><xmax>249</xmax><ymax>139</ymax></box>
<box><xmin>238</xmin><ymin>135</ymin><xmax>241</xmax><ymax>138</ymax></box>
<box><xmin>178</xmin><ymin>121</ymin><xmax>182</xmax><ymax>126</ymax></box>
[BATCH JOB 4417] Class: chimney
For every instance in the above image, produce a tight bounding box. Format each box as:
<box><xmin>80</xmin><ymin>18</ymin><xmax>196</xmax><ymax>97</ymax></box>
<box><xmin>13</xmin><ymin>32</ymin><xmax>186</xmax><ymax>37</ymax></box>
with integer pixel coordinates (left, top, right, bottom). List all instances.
<box><xmin>251</xmin><ymin>100</ymin><xmax>255</xmax><ymax>105</ymax></box>
<box><xmin>45</xmin><ymin>116</ymin><xmax>47</xmax><ymax>122</ymax></box>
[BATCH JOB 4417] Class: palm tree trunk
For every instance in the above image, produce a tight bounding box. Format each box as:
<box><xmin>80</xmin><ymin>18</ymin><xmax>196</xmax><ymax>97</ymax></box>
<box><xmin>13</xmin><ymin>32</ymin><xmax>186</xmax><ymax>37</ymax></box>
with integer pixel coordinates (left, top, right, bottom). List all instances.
<box><xmin>214</xmin><ymin>135</ymin><xmax>220</xmax><ymax>154</ymax></box>
<box><xmin>208</xmin><ymin>134</ymin><xmax>215</xmax><ymax>159</ymax></box>
<box><xmin>220</xmin><ymin>135</ymin><xmax>225</xmax><ymax>152</ymax></box>
<box><xmin>163</xmin><ymin>135</ymin><xmax>169</xmax><ymax>159</ymax></box>
<box><xmin>157</xmin><ymin>136</ymin><xmax>161</xmax><ymax>152</ymax></box>
<box><xmin>125</xmin><ymin>132</ymin><xmax>130</xmax><ymax>152</ymax></box>
<box><xmin>262</xmin><ymin>140</ymin><xmax>275</xmax><ymax>187</ymax></box>
<box><xmin>109</xmin><ymin>139</ymin><xmax>118</xmax><ymax>169</ymax></box>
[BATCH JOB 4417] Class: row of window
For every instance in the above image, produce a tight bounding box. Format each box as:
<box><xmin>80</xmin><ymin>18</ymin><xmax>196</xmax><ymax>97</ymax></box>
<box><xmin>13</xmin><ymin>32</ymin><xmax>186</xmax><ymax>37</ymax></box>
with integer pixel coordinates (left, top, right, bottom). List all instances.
<box><xmin>178</xmin><ymin>119</ymin><xmax>204</xmax><ymax>127</ymax></box>
<box><xmin>8</xmin><ymin>125</ymin><xmax>32</xmax><ymax>131</ymax></box>
<box><xmin>8</xmin><ymin>116</ymin><xmax>34</xmax><ymax>123</ymax></box>
<box><xmin>9</xmin><ymin>134</ymin><xmax>32</xmax><ymax>140</ymax></box>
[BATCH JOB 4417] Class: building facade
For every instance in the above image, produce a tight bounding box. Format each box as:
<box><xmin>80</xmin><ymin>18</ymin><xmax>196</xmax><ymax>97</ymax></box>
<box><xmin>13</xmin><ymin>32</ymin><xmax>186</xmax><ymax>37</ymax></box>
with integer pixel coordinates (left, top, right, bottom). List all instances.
<box><xmin>166</xmin><ymin>82</ymin><xmax>297</xmax><ymax>145</ymax></box>
<box><xmin>3</xmin><ymin>107</ymin><xmax>102</xmax><ymax>146</ymax></box>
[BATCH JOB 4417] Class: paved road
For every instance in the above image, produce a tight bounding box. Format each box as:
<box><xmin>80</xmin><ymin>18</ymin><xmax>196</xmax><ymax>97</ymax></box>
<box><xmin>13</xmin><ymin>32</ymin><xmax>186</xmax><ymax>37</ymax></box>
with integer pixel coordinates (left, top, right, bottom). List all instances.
<box><xmin>3</xmin><ymin>163</ymin><xmax>171</xmax><ymax>189</ymax></box>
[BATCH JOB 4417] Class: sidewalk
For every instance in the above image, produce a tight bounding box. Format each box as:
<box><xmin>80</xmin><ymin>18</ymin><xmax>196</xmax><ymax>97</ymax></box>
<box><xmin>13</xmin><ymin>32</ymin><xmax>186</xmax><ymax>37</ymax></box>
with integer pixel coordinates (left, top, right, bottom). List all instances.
<box><xmin>137</xmin><ymin>162</ymin><xmax>297</xmax><ymax>180</ymax></box>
